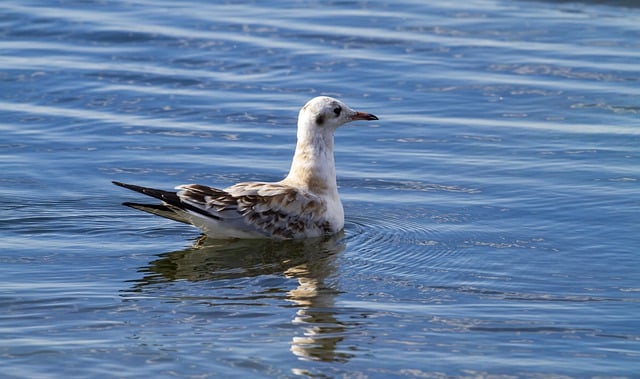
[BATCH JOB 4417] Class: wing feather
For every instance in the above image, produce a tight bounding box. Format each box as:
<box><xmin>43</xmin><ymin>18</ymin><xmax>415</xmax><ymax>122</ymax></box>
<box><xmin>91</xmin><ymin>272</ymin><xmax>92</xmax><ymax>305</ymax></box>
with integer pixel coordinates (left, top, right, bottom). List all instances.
<box><xmin>176</xmin><ymin>182</ymin><xmax>332</xmax><ymax>239</ymax></box>
<box><xmin>115</xmin><ymin>181</ymin><xmax>337</xmax><ymax>239</ymax></box>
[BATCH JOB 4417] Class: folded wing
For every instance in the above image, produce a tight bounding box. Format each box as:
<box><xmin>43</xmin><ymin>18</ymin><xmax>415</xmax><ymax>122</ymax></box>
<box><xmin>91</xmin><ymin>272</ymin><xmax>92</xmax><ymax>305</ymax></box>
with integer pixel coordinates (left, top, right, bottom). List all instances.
<box><xmin>114</xmin><ymin>181</ymin><xmax>333</xmax><ymax>239</ymax></box>
<box><xmin>177</xmin><ymin>182</ymin><xmax>332</xmax><ymax>239</ymax></box>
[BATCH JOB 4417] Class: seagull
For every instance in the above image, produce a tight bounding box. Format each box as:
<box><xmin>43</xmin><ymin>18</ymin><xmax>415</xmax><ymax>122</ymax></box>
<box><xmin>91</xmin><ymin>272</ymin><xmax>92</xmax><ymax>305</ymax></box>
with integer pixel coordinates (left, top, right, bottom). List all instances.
<box><xmin>113</xmin><ymin>96</ymin><xmax>378</xmax><ymax>239</ymax></box>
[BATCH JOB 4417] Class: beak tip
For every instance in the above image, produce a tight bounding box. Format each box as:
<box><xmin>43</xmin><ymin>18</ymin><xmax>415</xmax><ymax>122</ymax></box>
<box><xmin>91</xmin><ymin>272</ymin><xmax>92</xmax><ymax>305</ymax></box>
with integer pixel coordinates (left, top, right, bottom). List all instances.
<box><xmin>354</xmin><ymin>112</ymin><xmax>379</xmax><ymax>121</ymax></box>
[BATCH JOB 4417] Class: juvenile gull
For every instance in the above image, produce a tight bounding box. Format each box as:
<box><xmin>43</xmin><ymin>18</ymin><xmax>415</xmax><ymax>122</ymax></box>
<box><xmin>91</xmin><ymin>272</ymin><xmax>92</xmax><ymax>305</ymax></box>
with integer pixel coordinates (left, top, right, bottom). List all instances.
<box><xmin>113</xmin><ymin>96</ymin><xmax>378</xmax><ymax>239</ymax></box>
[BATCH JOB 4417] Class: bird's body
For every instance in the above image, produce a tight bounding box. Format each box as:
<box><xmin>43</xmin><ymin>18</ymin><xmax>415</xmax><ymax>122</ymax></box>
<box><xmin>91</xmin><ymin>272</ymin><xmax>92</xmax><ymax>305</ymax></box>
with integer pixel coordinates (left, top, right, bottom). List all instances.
<box><xmin>113</xmin><ymin>96</ymin><xmax>378</xmax><ymax>240</ymax></box>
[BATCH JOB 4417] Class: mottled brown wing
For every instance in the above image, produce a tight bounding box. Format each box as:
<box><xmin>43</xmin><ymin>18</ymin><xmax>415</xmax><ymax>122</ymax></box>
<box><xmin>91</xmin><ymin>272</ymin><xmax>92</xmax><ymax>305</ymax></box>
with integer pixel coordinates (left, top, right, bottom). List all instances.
<box><xmin>176</xmin><ymin>182</ymin><xmax>331</xmax><ymax>239</ymax></box>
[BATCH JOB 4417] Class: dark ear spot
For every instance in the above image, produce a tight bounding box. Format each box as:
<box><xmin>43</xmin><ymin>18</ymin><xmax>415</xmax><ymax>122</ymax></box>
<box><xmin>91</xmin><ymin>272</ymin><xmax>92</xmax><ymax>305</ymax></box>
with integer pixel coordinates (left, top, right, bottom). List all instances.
<box><xmin>315</xmin><ymin>115</ymin><xmax>325</xmax><ymax>125</ymax></box>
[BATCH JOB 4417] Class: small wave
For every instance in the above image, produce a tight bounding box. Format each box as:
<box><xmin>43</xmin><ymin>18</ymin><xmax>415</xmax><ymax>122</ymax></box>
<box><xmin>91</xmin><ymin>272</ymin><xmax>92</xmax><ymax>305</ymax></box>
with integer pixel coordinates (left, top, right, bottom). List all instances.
<box><xmin>344</xmin><ymin>212</ymin><xmax>469</xmax><ymax>279</ymax></box>
<box><xmin>351</xmin><ymin>178</ymin><xmax>481</xmax><ymax>194</ymax></box>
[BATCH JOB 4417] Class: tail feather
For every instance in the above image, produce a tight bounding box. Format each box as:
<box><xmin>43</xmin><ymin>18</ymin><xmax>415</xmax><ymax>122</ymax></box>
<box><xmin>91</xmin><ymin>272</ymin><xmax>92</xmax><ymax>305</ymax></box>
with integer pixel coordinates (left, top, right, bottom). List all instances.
<box><xmin>123</xmin><ymin>202</ymin><xmax>191</xmax><ymax>224</ymax></box>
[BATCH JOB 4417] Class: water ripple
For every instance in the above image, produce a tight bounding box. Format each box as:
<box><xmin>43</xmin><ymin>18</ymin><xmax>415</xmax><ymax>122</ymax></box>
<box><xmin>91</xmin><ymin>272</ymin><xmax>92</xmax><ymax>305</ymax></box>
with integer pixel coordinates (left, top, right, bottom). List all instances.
<box><xmin>2</xmin><ymin>0</ymin><xmax>640</xmax><ymax>376</ymax></box>
<box><xmin>345</xmin><ymin>211</ymin><xmax>469</xmax><ymax>280</ymax></box>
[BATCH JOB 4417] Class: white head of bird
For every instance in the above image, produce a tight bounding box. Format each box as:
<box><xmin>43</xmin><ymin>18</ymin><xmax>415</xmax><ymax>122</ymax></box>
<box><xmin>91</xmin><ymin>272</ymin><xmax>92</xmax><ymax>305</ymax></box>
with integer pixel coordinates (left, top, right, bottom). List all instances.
<box><xmin>283</xmin><ymin>96</ymin><xmax>378</xmax><ymax>193</ymax></box>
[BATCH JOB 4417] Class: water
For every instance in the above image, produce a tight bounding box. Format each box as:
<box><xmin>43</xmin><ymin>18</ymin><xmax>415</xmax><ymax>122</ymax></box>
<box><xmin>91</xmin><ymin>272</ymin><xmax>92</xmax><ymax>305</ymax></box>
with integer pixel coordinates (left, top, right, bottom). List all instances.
<box><xmin>1</xmin><ymin>0</ymin><xmax>639</xmax><ymax>377</ymax></box>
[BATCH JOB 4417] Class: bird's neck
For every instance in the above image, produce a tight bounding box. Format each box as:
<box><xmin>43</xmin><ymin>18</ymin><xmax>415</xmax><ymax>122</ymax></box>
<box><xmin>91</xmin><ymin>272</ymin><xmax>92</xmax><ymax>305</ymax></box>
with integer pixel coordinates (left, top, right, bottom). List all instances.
<box><xmin>283</xmin><ymin>126</ymin><xmax>337</xmax><ymax>195</ymax></box>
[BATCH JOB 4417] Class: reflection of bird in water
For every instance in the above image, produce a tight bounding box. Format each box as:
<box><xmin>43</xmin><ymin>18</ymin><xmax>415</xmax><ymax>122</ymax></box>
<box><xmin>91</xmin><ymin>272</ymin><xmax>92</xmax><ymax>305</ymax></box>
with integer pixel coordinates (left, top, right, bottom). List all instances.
<box><xmin>128</xmin><ymin>234</ymin><xmax>354</xmax><ymax>363</ymax></box>
<box><xmin>285</xmin><ymin>263</ymin><xmax>354</xmax><ymax>363</ymax></box>
<box><xmin>131</xmin><ymin>233</ymin><xmax>344</xmax><ymax>284</ymax></box>
<box><xmin>113</xmin><ymin>96</ymin><xmax>378</xmax><ymax>239</ymax></box>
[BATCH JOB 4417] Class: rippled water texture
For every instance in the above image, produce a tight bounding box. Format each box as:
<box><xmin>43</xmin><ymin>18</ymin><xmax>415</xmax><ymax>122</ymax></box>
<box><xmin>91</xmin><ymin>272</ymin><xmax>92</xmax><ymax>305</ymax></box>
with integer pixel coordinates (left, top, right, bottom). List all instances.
<box><xmin>1</xmin><ymin>0</ymin><xmax>639</xmax><ymax>378</ymax></box>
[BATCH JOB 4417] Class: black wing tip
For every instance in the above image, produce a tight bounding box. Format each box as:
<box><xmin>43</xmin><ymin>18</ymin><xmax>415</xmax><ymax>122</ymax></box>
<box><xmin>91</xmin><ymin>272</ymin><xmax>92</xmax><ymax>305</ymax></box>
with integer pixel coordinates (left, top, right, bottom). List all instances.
<box><xmin>121</xmin><ymin>201</ymin><xmax>143</xmax><ymax>208</ymax></box>
<box><xmin>112</xmin><ymin>180</ymin><xmax>174</xmax><ymax>200</ymax></box>
<box><xmin>112</xmin><ymin>180</ymin><xmax>146</xmax><ymax>193</ymax></box>
<box><xmin>113</xmin><ymin>180</ymin><xmax>222</xmax><ymax>221</ymax></box>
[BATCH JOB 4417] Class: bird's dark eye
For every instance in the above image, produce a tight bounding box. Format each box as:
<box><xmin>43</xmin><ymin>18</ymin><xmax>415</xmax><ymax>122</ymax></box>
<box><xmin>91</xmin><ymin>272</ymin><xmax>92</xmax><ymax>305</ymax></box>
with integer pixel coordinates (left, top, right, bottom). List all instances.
<box><xmin>333</xmin><ymin>106</ymin><xmax>342</xmax><ymax>116</ymax></box>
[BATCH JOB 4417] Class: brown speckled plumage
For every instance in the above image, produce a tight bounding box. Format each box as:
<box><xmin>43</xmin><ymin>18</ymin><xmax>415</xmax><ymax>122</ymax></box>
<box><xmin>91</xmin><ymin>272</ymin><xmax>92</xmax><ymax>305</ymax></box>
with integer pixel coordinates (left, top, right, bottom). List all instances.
<box><xmin>177</xmin><ymin>182</ymin><xmax>332</xmax><ymax>239</ymax></box>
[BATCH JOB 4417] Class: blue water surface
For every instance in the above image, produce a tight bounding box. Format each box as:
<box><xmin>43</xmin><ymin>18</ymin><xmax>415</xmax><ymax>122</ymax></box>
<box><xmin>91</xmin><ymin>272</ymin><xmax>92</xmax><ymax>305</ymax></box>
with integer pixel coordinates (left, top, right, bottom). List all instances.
<box><xmin>1</xmin><ymin>0</ymin><xmax>639</xmax><ymax>378</ymax></box>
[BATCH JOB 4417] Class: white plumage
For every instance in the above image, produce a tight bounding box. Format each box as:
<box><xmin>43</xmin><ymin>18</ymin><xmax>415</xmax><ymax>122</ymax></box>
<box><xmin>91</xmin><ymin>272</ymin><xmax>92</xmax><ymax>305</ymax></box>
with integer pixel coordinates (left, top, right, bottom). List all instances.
<box><xmin>114</xmin><ymin>96</ymin><xmax>378</xmax><ymax>239</ymax></box>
